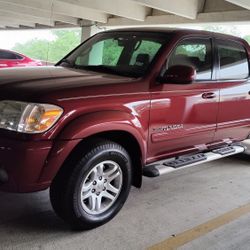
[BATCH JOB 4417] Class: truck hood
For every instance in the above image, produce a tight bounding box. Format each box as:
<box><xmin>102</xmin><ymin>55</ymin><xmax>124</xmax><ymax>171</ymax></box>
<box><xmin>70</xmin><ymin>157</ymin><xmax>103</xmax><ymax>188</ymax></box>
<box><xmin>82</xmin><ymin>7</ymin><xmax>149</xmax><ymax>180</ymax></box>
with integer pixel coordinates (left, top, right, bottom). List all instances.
<box><xmin>0</xmin><ymin>66</ymin><xmax>134</xmax><ymax>101</ymax></box>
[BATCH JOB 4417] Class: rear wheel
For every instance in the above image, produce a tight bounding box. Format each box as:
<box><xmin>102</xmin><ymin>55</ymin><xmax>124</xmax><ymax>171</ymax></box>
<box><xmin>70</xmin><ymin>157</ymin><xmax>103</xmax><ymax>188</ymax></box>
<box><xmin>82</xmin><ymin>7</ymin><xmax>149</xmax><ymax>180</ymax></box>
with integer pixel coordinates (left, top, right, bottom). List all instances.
<box><xmin>50</xmin><ymin>140</ymin><xmax>132</xmax><ymax>230</ymax></box>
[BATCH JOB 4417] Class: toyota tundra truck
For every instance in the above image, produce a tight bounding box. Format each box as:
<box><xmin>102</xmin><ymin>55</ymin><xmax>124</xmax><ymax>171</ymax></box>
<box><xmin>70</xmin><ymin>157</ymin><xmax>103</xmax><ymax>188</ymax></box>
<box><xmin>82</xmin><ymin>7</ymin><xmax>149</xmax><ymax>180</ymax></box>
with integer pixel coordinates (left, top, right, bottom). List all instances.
<box><xmin>0</xmin><ymin>28</ymin><xmax>249</xmax><ymax>230</ymax></box>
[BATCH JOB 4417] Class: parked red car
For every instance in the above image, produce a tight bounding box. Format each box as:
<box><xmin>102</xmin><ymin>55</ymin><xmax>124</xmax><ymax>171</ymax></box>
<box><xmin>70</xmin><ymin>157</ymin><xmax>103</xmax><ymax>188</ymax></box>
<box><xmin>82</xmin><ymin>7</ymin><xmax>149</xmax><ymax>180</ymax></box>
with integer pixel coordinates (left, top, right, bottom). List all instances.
<box><xmin>0</xmin><ymin>28</ymin><xmax>250</xmax><ymax>230</ymax></box>
<box><xmin>0</xmin><ymin>49</ymin><xmax>42</xmax><ymax>68</ymax></box>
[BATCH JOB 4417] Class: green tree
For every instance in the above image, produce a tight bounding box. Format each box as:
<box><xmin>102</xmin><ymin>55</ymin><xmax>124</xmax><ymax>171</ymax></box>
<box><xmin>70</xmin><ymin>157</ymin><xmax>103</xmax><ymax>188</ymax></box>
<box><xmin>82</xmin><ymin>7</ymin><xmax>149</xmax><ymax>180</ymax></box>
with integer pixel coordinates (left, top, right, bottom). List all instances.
<box><xmin>13</xmin><ymin>29</ymin><xmax>81</xmax><ymax>63</ymax></box>
<box><xmin>12</xmin><ymin>39</ymin><xmax>50</xmax><ymax>61</ymax></box>
<box><xmin>244</xmin><ymin>35</ymin><xmax>250</xmax><ymax>44</ymax></box>
<box><xmin>203</xmin><ymin>25</ymin><xmax>240</xmax><ymax>36</ymax></box>
<box><xmin>102</xmin><ymin>39</ymin><xmax>162</xmax><ymax>66</ymax></box>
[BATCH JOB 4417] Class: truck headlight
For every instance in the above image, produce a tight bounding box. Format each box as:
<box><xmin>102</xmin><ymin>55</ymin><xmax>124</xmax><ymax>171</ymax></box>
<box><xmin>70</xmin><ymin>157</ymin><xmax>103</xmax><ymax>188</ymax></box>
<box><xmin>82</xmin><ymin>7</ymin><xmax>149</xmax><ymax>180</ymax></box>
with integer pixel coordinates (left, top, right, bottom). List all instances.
<box><xmin>0</xmin><ymin>101</ymin><xmax>63</xmax><ymax>133</ymax></box>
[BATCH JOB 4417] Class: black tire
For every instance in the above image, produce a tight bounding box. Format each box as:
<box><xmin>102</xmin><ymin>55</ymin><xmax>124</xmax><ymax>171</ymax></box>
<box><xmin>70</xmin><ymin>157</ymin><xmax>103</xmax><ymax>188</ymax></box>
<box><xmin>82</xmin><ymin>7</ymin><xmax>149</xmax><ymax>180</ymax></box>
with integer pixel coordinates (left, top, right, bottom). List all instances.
<box><xmin>50</xmin><ymin>140</ymin><xmax>132</xmax><ymax>230</ymax></box>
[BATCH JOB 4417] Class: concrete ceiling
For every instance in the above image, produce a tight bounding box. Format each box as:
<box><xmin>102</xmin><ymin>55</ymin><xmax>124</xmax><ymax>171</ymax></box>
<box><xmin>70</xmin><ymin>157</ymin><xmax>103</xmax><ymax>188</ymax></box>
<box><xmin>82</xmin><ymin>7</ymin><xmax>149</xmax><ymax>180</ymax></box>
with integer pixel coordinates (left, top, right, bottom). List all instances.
<box><xmin>0</xmin><ymin>0</ymin><xmax>250</xmax><ymax>29</ymax></box>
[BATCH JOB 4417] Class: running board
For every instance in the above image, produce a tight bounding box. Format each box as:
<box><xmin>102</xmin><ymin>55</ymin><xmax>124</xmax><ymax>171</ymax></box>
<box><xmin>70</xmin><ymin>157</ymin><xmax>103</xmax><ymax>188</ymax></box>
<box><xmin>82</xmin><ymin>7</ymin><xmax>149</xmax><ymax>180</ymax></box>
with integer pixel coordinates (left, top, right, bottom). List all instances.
<box><xmin>143</xmin><ymin>145</ymin><xmax>245</xmax><ymax>177</ymax></box>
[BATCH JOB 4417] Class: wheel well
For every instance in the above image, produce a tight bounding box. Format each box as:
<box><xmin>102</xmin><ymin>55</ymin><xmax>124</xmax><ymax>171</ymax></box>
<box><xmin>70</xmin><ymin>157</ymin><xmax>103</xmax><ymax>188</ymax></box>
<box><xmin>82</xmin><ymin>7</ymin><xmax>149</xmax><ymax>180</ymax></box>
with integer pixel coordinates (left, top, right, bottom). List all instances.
<box><xmin>95</xmin><ymin>131</ymin><xmax>143</xmax><ymax>188</ymax></box>
<box><xmin>56</xmin><ymin>131</ymin><xmax>143</xmax><ymax>188</ymax></box>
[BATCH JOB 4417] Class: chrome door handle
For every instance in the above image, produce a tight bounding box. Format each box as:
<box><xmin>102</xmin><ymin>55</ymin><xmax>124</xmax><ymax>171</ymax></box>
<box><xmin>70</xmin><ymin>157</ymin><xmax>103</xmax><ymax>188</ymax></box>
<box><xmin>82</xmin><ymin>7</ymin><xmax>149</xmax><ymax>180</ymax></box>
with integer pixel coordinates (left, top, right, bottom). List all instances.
<box><xmin>202</xmin><ymin>92</ymin><xmax>216</xmax><ymax>99</ymax></box>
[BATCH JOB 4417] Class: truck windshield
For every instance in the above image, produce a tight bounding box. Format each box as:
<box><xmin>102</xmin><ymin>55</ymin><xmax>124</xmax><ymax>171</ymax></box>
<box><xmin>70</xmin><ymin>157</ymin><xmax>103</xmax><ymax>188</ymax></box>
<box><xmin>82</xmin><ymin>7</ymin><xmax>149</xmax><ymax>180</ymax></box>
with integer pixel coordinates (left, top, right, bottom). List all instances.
<box><xmin>57</xmin><ymin>32</ymin><xmax>170</xmax><ymax>77</ymax></box>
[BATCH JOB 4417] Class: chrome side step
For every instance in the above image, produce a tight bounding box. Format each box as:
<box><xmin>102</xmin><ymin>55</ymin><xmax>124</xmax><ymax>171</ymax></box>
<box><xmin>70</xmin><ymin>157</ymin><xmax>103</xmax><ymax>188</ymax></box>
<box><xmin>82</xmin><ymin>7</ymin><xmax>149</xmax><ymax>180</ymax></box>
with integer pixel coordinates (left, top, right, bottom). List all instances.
<box><xmin>143</xmin><ymin>145</ymin><xmax>245</xmax><ymax>178</ymax></box>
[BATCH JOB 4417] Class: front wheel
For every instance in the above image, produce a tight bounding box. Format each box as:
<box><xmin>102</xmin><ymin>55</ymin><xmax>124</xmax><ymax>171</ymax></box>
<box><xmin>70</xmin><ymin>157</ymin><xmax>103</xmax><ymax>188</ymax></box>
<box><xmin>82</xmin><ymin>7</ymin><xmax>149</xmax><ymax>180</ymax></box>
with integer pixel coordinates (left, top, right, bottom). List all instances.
<box><xmin>50</xmin><ymin>140</ymin><xmax>132</xmax><ymax>230</ymax></box>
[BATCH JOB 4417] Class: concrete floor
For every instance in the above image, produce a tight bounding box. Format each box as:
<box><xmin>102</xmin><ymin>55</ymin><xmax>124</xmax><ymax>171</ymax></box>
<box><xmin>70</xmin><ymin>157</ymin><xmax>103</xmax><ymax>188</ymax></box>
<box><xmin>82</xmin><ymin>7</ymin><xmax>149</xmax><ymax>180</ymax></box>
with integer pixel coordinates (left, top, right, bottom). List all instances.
<box><xmin>1</xmin><ymin>154</ymin><xmax>250</xmax><ymax>250</ymax></box>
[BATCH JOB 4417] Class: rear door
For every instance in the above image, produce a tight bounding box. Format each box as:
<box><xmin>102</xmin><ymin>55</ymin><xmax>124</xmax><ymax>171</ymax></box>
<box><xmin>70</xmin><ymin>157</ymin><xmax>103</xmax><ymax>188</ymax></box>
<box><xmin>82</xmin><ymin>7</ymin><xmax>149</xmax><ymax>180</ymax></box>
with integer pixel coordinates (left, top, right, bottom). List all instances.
<box><xmin>214</xmin><ymin>39</ymin><xmax>250</xmax><ymax>142</ymax></box>
<box><xmin>148</xmin><ymin>37</ymin><xmax>219</xmax><ymax>162</ymax></box>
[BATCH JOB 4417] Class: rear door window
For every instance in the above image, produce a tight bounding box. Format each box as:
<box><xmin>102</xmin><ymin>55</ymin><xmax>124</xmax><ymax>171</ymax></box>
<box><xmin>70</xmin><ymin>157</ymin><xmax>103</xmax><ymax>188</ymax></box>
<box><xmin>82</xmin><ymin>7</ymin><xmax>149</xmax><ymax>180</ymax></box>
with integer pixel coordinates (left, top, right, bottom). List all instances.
<box><xmin>217</xmin><ymin>40</ymin><xmax>249</xmax><ymax>80</ymax></box>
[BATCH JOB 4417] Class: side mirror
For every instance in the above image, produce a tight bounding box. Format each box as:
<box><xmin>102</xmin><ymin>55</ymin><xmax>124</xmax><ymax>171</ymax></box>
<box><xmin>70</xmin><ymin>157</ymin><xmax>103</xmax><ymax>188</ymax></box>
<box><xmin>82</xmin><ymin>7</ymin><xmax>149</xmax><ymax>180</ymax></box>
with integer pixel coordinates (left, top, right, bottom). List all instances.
<box><xmin>160</xmin><ymin>65</ymin><xmax>196</xmax><ymax>84</ymax></box>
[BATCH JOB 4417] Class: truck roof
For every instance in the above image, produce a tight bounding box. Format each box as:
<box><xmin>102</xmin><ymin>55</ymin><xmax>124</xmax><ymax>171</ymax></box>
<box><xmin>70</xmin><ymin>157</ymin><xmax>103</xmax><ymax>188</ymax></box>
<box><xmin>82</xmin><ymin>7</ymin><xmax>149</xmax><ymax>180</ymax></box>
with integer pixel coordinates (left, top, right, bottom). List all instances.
<box><xmin>105</xmin><ymin>27</ymin><xmax>244</xmax><ymax>42</ymax></box>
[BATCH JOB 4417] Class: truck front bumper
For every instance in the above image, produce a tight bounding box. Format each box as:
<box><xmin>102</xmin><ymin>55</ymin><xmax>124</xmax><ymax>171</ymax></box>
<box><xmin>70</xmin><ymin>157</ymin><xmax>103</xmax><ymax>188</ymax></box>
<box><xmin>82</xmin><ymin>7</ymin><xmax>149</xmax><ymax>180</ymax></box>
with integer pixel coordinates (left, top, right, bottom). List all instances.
<box><xmin>0</xmin><ymin>138</ymin><xmax>52</xmax><ymax>192</ymax></box>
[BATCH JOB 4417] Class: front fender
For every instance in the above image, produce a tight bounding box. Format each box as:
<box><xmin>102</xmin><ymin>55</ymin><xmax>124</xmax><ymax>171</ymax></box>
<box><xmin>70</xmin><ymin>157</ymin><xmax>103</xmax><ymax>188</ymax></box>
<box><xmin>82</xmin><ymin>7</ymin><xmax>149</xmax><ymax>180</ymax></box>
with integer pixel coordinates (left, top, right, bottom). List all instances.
<box><xmin>58</xmin><ymin>110</ymin><xmax>147</xmax><ymax>159</ymax></box>
<box><xmin>39</xmin><ymin>110</ymin><xmax>147</xmax><ymax>184</ymax></box>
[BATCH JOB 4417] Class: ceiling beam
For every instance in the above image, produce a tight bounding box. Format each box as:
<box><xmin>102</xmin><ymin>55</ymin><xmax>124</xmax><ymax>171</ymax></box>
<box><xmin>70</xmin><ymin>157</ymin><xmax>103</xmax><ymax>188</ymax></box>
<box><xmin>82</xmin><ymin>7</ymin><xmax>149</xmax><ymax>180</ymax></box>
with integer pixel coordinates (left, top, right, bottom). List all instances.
<box><xmin>132</xmin><ymin>0</ymin><xmax>199</xmax><ymax>19</ymax></box>
<box><xmin>59</xmin><ymin>0</ymin><xmax>150</xmax><ymax>21</ymax></box>
<box><xmin>0</xmin><ymin>2</ymin><xmax>78</xmax><ymax>25</ymax></box>
<box><xmin>51</xmin><ymin>14</ymin><xmax>79</xmax><ymax>26</ymax></box>
<box><xmin>0</xmin><ymin>10</ymin><xmax>55</xmax><ymax>26</ymax></box>
<box><xmin>53</xmin><ymin>1</ymin><xmax>108</xmax><ymax>23</ymax></box>
<box><xmin>0</xmin><ymin>19</ymin><xmax>36</xmax><ymax>28</ymax></box>
<box><xmin>0</xmin><ymin>23</ymin><xmax>19</xmax><ymax>28</ymax></box>
<box><xmin>0</xmin><ymin>0</ymin><xmax>108</xmax><ymax>23</ymax></box>
<box><xmin>3</xmin><ymin>25</ymin><xmax>19</xmax><ymax>28</ymax></box>
<box><xmin>105</xmin><ymin>10</ymin><xmax>250</xmax><ymax>26</ymax></box>
<box><xmin>225</xmin><ymin>0</ymin><xmax>250</xmax><ymax>10</ymax></box>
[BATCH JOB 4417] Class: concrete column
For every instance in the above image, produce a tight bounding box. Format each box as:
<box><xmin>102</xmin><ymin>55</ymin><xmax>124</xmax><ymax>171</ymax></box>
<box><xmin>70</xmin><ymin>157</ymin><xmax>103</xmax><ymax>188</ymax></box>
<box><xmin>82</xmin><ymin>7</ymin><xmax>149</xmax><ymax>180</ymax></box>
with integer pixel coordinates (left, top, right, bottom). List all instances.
<box><xmin>80</xmin><ymin>24</ymin><xmax>106</xmax><ymax>65</ymax></box>
<box><xmin>80</xmin><ymin>25</ymin><xmax>103</xmax><ymax>43</ymax></box>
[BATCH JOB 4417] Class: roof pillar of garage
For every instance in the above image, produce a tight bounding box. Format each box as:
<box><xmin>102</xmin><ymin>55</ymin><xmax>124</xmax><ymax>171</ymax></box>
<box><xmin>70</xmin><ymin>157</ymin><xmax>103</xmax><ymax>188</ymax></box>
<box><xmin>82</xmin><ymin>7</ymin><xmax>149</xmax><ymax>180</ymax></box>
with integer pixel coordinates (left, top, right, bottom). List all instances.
<box><xmin>80</xmin><ymin>21</ymin><xmax>104</xmax><ymax>42</ymax></box>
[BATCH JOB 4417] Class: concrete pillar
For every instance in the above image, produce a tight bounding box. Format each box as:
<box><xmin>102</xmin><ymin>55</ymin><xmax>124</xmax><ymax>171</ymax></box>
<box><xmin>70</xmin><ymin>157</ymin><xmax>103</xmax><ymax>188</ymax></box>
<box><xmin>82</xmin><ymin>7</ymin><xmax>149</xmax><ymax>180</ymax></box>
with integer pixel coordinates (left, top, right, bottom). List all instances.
<box><xmin>80</xmin><ymin>24</ymin><xmax>103</xmax><ymax>43</ymax></box>
<box><xmin>80</xmin><ymin>24</ymin><xmax>106</xmax><ymax>65</ymax></box>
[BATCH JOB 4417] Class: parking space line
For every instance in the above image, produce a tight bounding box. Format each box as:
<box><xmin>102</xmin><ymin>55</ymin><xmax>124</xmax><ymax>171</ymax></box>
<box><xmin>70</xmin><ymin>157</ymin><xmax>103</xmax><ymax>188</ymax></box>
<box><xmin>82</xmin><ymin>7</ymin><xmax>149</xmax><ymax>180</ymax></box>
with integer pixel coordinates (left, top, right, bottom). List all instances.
<box><xmin>148</xmin><ymin>203</ymin><xmax>250</xmax><ymax>250</ymax></box>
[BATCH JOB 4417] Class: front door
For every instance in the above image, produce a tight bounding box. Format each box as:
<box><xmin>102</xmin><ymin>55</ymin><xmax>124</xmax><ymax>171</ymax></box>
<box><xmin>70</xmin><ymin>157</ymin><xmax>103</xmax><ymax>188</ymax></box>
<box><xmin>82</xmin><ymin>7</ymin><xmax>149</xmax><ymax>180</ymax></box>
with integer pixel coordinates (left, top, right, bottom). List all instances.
<box><xmin>148</xmin><ymin>37</ymin><xmax>219</xmax><ymax>163</ymax></box>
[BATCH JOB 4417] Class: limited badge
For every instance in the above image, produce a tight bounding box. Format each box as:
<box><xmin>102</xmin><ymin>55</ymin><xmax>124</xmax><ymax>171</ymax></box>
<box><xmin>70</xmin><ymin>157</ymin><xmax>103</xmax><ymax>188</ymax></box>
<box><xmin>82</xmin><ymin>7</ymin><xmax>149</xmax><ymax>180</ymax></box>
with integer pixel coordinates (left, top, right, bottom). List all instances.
<box><xmin>153</xmin><ymin>124</ymin><xmax>184</xmax><ymax>132</ymax></box>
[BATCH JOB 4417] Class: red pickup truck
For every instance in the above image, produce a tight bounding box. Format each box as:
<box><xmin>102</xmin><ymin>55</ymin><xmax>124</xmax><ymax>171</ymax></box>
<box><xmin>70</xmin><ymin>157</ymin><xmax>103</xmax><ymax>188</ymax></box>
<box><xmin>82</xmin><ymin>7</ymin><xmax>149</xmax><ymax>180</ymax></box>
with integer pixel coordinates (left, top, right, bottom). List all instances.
<box><xmin>0</xmin><ymin>28</ymin><xmax>249</xmax><ymax>230</ymax></box>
